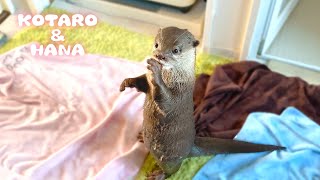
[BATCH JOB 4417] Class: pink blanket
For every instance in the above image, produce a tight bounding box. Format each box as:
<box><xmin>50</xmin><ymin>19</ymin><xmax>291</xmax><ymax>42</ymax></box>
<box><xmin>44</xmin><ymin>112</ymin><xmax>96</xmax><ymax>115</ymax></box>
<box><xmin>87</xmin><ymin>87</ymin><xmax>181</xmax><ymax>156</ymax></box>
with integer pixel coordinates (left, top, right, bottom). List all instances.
<box><xmin>0</xmin><ymin>44</ymin><xmax>148</xmax><ymax>179</ymax></box>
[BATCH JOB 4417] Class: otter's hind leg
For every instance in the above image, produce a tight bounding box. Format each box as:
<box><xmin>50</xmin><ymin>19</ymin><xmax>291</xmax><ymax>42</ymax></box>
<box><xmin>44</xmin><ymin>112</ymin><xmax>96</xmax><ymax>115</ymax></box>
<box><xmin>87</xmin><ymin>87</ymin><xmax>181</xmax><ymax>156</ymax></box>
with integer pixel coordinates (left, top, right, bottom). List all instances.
<box><xmin>137</xmin><ymin>130</ymin><xmax>144</xmax><ymax>143</ymax></box>
<box><xmin>119</xmin><ymin>74</ymin><xmax>149</xmax><ymax>93</ymax></box>
<box><xmin>147</xmin><ymin>160</ymin><xmax>183</xmax><ymax>180</ymax></box>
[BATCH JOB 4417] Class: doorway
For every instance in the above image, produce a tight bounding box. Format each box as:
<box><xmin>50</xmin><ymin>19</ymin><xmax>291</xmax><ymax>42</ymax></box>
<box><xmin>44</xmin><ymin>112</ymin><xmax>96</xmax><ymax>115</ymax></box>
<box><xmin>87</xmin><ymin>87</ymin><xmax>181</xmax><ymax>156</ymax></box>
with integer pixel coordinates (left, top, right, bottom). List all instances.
<box><xmin>244</xmin><ymin>0</ymin><xmax>320</xmax><ymax>84</ymax></box>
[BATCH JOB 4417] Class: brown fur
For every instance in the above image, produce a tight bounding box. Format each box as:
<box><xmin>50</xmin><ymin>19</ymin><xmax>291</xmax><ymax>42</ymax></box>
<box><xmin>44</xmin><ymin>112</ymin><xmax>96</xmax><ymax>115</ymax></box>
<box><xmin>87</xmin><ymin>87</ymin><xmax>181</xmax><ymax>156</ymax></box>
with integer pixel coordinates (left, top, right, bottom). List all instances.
<box><xmin>120</xmin><ymin>27</ymin><xmax>285</xmax><ymax>179</ymax></box>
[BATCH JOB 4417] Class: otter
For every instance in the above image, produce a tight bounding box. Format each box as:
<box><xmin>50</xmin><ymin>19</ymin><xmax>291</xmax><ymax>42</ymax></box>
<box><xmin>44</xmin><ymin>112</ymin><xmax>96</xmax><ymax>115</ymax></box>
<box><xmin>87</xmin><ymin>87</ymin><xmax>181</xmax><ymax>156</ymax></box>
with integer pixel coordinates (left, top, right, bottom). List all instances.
<box><xmin>120</xmin><ymin>27</ymin><xmax>284</xmax><ymax>179</ymax></box>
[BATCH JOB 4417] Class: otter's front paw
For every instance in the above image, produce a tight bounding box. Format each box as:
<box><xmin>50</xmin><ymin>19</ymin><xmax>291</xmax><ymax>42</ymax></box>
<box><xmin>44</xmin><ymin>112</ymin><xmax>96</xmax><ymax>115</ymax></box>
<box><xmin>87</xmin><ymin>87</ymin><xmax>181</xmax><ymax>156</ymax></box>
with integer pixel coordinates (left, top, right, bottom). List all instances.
<box><xmin>120</xmin><ymin>78</ymin><xmax>135</xmax><ymax>92</ymax></box>
<box><xmin>147</xmin><ymin>58</ymin><xmax>163</xmax><ymax>86</ymax></box>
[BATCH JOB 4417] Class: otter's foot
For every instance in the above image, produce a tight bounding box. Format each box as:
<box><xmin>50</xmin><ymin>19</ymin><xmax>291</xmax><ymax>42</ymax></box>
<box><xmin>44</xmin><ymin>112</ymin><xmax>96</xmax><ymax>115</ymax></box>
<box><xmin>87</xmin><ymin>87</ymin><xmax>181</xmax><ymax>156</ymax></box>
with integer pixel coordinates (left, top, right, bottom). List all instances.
<box><xmin>137</xmin><ymin>131</ymin><xmax>144</xmax><ymax>143</ymax></box>
<box><xmin>146</xmin><ymin>169</ymin><xmax>166</xmax><ymax>180</ymax></box>
<box><xmin>146</xmin><ymin>58</ymin><xmax>163</xmax><ymax>86</ymax></box>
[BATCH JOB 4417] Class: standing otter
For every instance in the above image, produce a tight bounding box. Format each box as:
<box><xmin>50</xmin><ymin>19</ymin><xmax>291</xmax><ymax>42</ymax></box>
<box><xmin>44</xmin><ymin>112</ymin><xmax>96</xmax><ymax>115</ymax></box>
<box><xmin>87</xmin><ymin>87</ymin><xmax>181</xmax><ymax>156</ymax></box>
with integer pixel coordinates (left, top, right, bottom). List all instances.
<box><xmin>120</xmin><ymin>27</ymin><xmax>284</xmax><ymax>179</ymax></box>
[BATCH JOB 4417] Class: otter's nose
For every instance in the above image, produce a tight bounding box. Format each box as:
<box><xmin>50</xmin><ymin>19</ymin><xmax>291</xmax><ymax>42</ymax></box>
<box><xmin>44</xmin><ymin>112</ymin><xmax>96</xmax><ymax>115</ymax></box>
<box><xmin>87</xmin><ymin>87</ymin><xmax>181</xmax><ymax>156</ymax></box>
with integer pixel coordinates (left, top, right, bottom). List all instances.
<box><xmin>155</xmin><ymin>53</ymin><xmax>166</xmax><ymax>61</ymax></box>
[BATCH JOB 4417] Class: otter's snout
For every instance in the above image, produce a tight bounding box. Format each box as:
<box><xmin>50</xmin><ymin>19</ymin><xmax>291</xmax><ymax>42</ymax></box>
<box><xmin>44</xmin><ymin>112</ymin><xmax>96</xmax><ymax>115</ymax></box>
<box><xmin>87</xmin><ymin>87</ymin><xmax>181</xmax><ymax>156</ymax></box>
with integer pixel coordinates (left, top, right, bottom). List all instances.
<box><xmin>154</xmin><ymin>52</ymin><xmax>166</xmax><ymax>61</ymax></box>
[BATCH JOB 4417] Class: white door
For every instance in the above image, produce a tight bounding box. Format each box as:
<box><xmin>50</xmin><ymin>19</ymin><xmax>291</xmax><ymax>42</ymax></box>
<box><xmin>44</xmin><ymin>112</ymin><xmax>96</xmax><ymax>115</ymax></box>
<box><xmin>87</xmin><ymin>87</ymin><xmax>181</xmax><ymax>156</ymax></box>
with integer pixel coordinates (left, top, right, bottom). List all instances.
<box><xmin>260</xmin><ymin>0</ymin><xmax>299</xmax><ymax>54</ymax></box>
<box><xmin>258</xmin><ymin>0</ymin><xmax>320</xmax><ymax>72</ymax></box>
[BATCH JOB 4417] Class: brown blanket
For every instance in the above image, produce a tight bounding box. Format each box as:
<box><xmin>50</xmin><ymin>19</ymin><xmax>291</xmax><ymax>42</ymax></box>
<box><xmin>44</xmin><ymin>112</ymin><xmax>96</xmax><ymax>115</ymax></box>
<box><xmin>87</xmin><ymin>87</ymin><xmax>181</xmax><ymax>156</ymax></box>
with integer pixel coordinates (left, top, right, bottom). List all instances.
<box><xmin>193</xmin><ymin>61</ymin><xmax>320</xmax><ymax>139</ymax></box>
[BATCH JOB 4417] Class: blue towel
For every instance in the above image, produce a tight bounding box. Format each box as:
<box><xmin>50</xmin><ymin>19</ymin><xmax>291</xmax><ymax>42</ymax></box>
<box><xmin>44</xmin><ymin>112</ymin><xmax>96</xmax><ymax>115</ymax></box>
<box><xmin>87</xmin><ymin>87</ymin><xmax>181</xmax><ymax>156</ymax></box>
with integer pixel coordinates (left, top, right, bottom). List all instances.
<box><xmin>193</xmin><ymin>107</ymin><xmax>320</xmax><ymax>180</ymax></box>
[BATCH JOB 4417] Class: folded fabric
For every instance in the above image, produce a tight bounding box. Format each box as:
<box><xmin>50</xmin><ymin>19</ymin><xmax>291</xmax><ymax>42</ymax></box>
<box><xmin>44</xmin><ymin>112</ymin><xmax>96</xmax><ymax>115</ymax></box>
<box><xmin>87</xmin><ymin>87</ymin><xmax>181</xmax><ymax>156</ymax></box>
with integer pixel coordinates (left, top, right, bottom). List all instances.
<box><xmin>0</xmin><ymin>44</ymin><xmax>148</xmax><ymax>179</ymax></box>
<box><xmin>193</xmin><ymin>107</ymin><xmax>320</xmax><ymax>180</ymax></box>
<box><xmin>194</xmin><ymin>61</ymin><xmax>320</xmax><ymax>139</ymax></box>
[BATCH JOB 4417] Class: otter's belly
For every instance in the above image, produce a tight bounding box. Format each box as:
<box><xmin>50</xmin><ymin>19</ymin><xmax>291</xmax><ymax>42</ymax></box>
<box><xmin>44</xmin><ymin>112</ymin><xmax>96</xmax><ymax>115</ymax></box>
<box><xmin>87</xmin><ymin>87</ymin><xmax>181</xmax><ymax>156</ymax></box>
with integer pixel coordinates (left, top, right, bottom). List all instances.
<box><xmin>143</xmin><ymin>101</ymin><xmax>195</xmax><ymax>161</ymax></box>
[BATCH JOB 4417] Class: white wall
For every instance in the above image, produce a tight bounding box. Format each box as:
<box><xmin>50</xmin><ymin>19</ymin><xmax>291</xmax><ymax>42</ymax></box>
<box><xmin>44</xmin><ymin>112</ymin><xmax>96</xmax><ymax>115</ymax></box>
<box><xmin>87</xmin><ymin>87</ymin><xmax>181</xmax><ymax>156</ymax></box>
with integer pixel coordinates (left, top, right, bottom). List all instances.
<box><xmin>0</xmin><ymin>0</ymin><xmax>15</xmax><ymax>12</ymax></box>
<box><xmin>26</xmin><ymin>0</ymin><xmax>50</xmax><ymax>14</ymax></box>
<box><xmin>202</xmin><ymin>0</ymin><xmax>253</xmax><ymax>60</ymax></box>
<box><xmin>0</xmin><ymin>0</ymin><xmax>50</xmax><ymax>14</ymax></box>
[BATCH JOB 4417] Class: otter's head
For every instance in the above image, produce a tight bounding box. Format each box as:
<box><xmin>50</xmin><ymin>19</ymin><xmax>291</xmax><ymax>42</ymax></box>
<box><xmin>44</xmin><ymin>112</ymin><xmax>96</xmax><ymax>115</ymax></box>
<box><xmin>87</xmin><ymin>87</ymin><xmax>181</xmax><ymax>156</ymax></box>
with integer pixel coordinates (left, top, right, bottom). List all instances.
<box><xmin>153</xmin><ymin>27</ymin><xmax>199</xmax><ymax>70</ymax></box>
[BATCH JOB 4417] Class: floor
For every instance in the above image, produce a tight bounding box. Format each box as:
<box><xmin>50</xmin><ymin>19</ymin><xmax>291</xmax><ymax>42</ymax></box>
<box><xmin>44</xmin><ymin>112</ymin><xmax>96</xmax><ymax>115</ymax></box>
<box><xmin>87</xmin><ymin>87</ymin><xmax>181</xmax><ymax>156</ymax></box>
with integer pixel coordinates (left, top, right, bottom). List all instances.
<box><xmin>267</xmin><ymin>60</ymin><xmax>320</xmax><ymax>85</ymax></box>
<box><xmin>0</xmin><ymin>1</ymin><xmax>319</xmax><ymax>85</ymax></box>
<box><xmin>51</xmin><ymin>0</ymin><xmax>206</xmax><ymax>39</ymax></box>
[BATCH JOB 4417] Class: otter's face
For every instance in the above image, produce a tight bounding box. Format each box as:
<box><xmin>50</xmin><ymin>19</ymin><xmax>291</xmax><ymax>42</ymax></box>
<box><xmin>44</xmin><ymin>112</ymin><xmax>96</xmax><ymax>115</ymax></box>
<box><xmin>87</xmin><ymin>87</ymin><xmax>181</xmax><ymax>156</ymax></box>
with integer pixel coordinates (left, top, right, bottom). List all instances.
<box><xmin>152</xmin><ymin>27</ymin><xmax>199</xmax><ymax>69</ymax></box>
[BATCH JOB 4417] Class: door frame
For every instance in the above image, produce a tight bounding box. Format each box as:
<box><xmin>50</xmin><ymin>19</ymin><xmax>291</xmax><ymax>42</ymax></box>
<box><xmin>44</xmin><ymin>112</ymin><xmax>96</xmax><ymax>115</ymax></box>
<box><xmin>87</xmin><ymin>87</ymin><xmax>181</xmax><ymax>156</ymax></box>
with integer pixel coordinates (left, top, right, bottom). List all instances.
<box><xmin>261</xmin><ymin>0</ymin><xmax>299</xmax><ymax>55</ymax></box>
<box><xmin>240</xmin><ymin>0</ymin><xmax>270</xmax><ymax>62</ymax></box>
<box><xmin>241</xmin><ymin>0</ymin><xmax>320</xmax><ymax>71</ymax></box>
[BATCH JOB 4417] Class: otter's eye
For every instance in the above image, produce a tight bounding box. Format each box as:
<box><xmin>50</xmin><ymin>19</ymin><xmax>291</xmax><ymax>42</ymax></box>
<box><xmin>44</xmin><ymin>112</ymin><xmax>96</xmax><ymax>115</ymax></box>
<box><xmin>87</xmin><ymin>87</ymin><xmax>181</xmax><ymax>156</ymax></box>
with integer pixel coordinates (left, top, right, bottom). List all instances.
<box><xmin>173</xmin><ymin>48</ymin><xmax>179</xmax><ymax>54</ymax></box>
<box><xmin>155</xmin><ymin>43</ymin><xmax>158</xmax><ymax>48</ymax></box>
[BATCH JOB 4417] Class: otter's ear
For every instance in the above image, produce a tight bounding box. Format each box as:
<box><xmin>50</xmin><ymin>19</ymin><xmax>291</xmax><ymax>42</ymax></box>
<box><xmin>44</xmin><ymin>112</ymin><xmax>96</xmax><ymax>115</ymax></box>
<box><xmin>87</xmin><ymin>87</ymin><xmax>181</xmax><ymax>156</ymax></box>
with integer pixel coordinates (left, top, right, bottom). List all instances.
<box><xmin>193</xmin><ymin>40</ymin><xmax>200</xmax><ymax>47</ymax></box>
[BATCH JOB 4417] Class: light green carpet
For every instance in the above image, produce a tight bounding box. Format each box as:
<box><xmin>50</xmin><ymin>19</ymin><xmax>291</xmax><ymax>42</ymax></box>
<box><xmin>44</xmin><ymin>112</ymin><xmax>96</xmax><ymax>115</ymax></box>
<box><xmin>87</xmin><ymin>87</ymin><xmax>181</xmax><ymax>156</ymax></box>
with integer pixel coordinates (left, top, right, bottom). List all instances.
<box><xmin>0</xmin><ymin>8</ymin><xmax>231</xmax><ymax>180</ymax></box>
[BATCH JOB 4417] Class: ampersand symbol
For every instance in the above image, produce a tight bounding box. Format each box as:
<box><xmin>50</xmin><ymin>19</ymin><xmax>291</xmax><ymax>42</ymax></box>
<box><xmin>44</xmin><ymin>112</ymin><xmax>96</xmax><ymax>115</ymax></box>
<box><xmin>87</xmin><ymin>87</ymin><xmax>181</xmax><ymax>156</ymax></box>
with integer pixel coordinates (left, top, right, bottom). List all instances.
<box><xmin>51</xmin><ymin>29</ymin><xmax>65</xmax><ymax>42</ymax></box>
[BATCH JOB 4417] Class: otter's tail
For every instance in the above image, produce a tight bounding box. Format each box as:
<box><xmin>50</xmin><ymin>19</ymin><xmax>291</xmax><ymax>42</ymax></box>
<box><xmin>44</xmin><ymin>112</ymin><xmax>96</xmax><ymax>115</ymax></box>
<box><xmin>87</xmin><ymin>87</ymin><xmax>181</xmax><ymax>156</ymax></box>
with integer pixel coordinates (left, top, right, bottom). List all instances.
<box><xmin>189</xmin><ymin>137</ymin><xmax>285</xmax><ymax>157</ymax></box>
